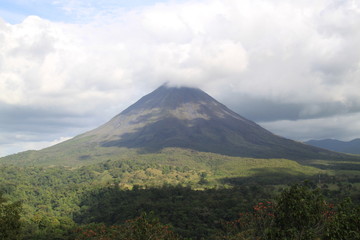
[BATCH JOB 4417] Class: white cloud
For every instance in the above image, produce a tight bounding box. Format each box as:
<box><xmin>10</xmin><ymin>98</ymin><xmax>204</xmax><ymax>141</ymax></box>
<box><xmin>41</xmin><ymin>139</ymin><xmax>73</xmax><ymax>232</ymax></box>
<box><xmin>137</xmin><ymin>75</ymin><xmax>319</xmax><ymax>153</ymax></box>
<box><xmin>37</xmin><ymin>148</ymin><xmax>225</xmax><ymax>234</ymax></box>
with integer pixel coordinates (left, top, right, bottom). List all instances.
<box><xmin>261</xmin><ymin>112</ymin><xmax>360</xmax><ymax>141</ymax></box>
<box><xmin>0</xmin><ymin>136</ymin><xmax>71</xmax><ymax>157</ymax></box>
<box><xmin>1</xmin><ymin>0</ymin><xmax>360</xmax><ymax>155</ymax></box>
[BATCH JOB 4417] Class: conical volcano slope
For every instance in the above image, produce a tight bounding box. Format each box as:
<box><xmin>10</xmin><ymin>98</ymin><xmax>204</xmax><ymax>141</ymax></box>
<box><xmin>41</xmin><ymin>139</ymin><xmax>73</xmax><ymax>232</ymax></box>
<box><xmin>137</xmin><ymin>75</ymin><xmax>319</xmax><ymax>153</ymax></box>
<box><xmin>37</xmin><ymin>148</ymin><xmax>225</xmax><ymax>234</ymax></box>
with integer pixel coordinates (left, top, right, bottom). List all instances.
<box><xmin>75</xmin><ymin>85</ymin><xmax>346</xmax><ymax>160</ymax></box>
<box><xmin>1</xmin><ymin>85</ymin><xmax>354</xmax><ymax>166</ymax></box>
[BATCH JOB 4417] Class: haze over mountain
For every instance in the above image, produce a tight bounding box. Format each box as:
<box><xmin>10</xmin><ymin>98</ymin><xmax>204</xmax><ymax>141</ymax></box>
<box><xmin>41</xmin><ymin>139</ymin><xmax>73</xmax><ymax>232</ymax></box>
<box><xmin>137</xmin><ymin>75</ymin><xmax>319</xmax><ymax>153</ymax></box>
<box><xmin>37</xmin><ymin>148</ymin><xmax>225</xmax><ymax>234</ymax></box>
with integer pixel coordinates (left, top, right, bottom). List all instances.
<box><xmin>305</xmin><ymin>139</ymin><xmax>360</xmax><ymax>155</ymax></box>
<box><xmin>1</xmin><ymin>84</ymin><xmax>354</xmax><ymax>166</ymax></box>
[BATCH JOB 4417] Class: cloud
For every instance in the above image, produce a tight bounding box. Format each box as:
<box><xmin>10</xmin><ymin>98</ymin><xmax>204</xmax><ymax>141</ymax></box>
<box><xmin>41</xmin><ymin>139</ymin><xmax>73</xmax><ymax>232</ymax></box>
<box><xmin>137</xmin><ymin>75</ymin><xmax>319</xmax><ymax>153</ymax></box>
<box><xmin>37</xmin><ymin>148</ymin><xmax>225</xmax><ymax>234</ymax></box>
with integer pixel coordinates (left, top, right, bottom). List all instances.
<box><xmin>0</xmin><ymin>0</ymin><xmax>360</xmax><ymax>156</ymax></box>
<box><xmin>260</xmin><ymin>112</ymin><xmax>360</xmax><ymax>141</ymax></box>
<box><xmin>0</xmin><ymin>136</ymin><xmax>71</xmax><ymax>157</ymax></box>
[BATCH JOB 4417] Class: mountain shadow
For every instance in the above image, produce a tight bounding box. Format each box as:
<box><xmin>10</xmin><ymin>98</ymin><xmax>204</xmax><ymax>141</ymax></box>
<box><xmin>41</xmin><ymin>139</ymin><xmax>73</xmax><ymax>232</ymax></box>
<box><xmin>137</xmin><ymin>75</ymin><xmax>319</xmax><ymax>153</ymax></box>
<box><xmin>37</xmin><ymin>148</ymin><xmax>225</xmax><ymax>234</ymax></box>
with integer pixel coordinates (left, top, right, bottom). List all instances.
<box><xmin>74</xmin><ymin>184</ymin><xmax>273</xmax><ymax>239</ymax></box>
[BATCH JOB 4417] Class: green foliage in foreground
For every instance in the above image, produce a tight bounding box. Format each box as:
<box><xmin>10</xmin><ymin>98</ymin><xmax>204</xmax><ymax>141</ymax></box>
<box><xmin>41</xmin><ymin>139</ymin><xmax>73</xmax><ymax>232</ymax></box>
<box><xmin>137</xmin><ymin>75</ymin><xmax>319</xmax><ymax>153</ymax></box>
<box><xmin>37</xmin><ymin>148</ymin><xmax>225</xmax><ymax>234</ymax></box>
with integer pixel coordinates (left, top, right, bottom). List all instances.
<box><xmin>324</xmin><ymin>198</ymin><xmax>360</xmax><ymax>240</ymax></box>
<box><xmin>68</xmin><ymin>183</ymin><xmax>360</xmax><ymax>240</ymax></box>
<box><xmin>0</xmin><ymin>194</ymin><xmax>22</xmax><ymax>240</ymax></box>
<box><xmin>1</xmin><ymin>151</ymin><xmax>360</xmax><ymax>240</ymax></box>
<box><xmin>1</xmin><ymin>179</ymin><xmax>360</xmax><ymax>240</ymax></box>
<box><xmin>74</xmin><ymin>212</ymin><xmax>182</xmax><ymax>240</ymax></box>
<box><xmin>74</xmin><ymin>184</ymin><xmax>273</xmax><ymax>239</ymax></box>
<box><xmin>216</xmin><ymin>184</ymin><xmax>360</xmax><ymax>240</ymax></box>
<box><xmin>268</xmin><ymin>183</ymin><xmax>328</xmax><ymax>239</ymax></box>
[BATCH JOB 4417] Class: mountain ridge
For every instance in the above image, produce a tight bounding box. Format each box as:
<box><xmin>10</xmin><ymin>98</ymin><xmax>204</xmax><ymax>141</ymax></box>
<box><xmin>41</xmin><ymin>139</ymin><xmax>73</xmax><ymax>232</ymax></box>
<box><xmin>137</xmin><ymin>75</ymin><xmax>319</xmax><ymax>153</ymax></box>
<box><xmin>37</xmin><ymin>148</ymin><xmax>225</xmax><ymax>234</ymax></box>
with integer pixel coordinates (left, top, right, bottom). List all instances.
<box><xmin>305</xmin><ymin>138</ymin><xmax>360</xmax><ymax>154</ymax></box>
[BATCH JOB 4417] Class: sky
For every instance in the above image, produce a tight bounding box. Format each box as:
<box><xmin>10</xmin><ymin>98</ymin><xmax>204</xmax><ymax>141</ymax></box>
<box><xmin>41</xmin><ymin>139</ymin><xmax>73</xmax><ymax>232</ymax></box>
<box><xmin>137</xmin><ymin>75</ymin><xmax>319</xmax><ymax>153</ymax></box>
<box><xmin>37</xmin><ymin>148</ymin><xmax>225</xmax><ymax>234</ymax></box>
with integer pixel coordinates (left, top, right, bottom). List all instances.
<box><xmin>0</xmin><ymin>0</ymin><xmax>360</xmax><ymax>157</ymax></box>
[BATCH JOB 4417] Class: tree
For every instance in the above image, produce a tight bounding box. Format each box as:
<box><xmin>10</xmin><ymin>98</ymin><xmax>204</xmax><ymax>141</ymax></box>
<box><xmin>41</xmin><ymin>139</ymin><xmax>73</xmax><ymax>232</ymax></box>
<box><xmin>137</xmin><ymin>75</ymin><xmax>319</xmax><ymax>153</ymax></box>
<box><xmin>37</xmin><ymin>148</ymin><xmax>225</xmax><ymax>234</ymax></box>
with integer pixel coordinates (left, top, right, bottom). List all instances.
<box><xmin>267</xmin><ymin>183</ymin><xmax>328</xmax><ymax>240</ymax></box>
<box><xmin>216</xmin><ymin>201</ymin><xmax>275</xmax><ymax>240</ymax></box>
<box><xmin>324</xmin><ymin>198</ymin><xmax>360</xmax><ymax>240</ymax></box>
<box><xmin>0</xmin><ymin>194</ymin><xmax>22</xmax><ymax>240</ymax></box>
<box><xmin>74</xmin><ymin>212</ymin><xmax>182</xmax><ymax>240</ymax></box>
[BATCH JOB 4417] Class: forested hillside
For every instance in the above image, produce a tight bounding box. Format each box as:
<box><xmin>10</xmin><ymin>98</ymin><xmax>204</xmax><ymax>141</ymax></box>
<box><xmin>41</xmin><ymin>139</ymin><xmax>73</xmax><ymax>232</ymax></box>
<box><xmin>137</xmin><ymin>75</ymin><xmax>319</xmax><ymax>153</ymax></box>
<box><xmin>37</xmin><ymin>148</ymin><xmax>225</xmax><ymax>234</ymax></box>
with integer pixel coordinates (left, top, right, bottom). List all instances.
<box><xmin>1</xmin><ymin>155</ymin><xmax>360</xmax><ymax>239</ymax></box>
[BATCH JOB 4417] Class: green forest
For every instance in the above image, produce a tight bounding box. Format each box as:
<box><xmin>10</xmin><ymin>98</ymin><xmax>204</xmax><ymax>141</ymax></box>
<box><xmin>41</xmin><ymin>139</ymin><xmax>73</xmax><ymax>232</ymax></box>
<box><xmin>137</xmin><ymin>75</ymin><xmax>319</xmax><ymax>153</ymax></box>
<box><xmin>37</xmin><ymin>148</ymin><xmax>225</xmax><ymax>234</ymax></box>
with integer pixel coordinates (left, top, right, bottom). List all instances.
<box><xmin>1</xmin><ymin>155</ymin><xmax>360</xmax><ymax>240</ymax></box>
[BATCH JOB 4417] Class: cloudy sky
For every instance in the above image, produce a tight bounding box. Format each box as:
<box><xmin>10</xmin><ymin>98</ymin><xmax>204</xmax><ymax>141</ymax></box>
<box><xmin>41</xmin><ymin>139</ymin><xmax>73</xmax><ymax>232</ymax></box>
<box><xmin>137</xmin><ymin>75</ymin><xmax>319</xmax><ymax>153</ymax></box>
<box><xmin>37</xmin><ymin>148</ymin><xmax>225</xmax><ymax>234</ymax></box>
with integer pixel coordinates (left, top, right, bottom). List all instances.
<box><xmin>1</xmin><ymin>0</ymin><xmax>360</xmax><ymax>157</ymax></box>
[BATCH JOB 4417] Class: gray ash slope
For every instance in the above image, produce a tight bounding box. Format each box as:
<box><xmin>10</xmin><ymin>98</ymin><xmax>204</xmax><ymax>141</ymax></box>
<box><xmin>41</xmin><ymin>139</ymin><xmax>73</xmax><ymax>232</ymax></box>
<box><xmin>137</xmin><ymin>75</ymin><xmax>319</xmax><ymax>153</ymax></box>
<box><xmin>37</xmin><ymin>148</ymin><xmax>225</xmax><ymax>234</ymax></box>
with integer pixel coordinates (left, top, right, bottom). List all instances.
<box><xmin>77</xmin><ymin>85</ymin><xmax>349</xmax><ymax>160</ymax></box>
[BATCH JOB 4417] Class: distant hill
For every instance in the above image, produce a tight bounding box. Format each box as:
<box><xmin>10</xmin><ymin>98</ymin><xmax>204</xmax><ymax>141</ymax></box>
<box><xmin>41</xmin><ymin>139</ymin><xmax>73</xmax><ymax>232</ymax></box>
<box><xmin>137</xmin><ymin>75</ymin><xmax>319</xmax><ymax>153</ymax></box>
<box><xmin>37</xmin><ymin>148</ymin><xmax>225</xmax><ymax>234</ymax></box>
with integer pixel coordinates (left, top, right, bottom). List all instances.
<box><xmin>305</xmin><ymin>139</ymin><xmax>360</xmax><ymax>154</ymax></box>
<box><xmin>0</xmin><ymin>85</ymin><xmax>356</xmax><ymax>166</ymax></box>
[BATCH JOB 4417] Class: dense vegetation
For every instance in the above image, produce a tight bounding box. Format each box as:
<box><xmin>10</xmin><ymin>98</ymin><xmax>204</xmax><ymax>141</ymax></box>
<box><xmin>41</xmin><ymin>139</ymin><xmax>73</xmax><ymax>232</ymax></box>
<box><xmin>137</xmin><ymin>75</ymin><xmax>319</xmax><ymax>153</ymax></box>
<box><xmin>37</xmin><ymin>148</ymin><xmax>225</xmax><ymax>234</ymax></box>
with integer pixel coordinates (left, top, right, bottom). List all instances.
<box><xmin>216</xmin><ymin>184</ymin><xmax>360</xmax><ymax>240</ymax></box>
<box><xmin>0</xmin><ymin>194</ymin><xmax>22</xmax><ymax>239</ymax></box>
<box><xmin>1</xmin><ymin>153</ymin><xmax>360</xmax><ymax>239</ymax></box>
<box><xmin>1</xmin><ymin>182</ymin><xmax>359</xmax><ymax>239</ymax></box>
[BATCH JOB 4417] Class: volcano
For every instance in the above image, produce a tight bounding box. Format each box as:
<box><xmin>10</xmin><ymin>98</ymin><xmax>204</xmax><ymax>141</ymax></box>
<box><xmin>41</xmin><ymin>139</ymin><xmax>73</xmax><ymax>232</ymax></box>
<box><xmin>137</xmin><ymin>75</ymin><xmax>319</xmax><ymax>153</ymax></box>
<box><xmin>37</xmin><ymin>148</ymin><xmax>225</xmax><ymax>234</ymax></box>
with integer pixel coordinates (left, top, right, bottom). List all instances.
<box><xmin>1</xmin><ymin>85</ymin><xmax>353</xmax><ymax>167</ymax></box>
<box><xmin>73</xmin><ymin>85</ymin><xmax>346</xmax><ymax>160</ymax></box>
